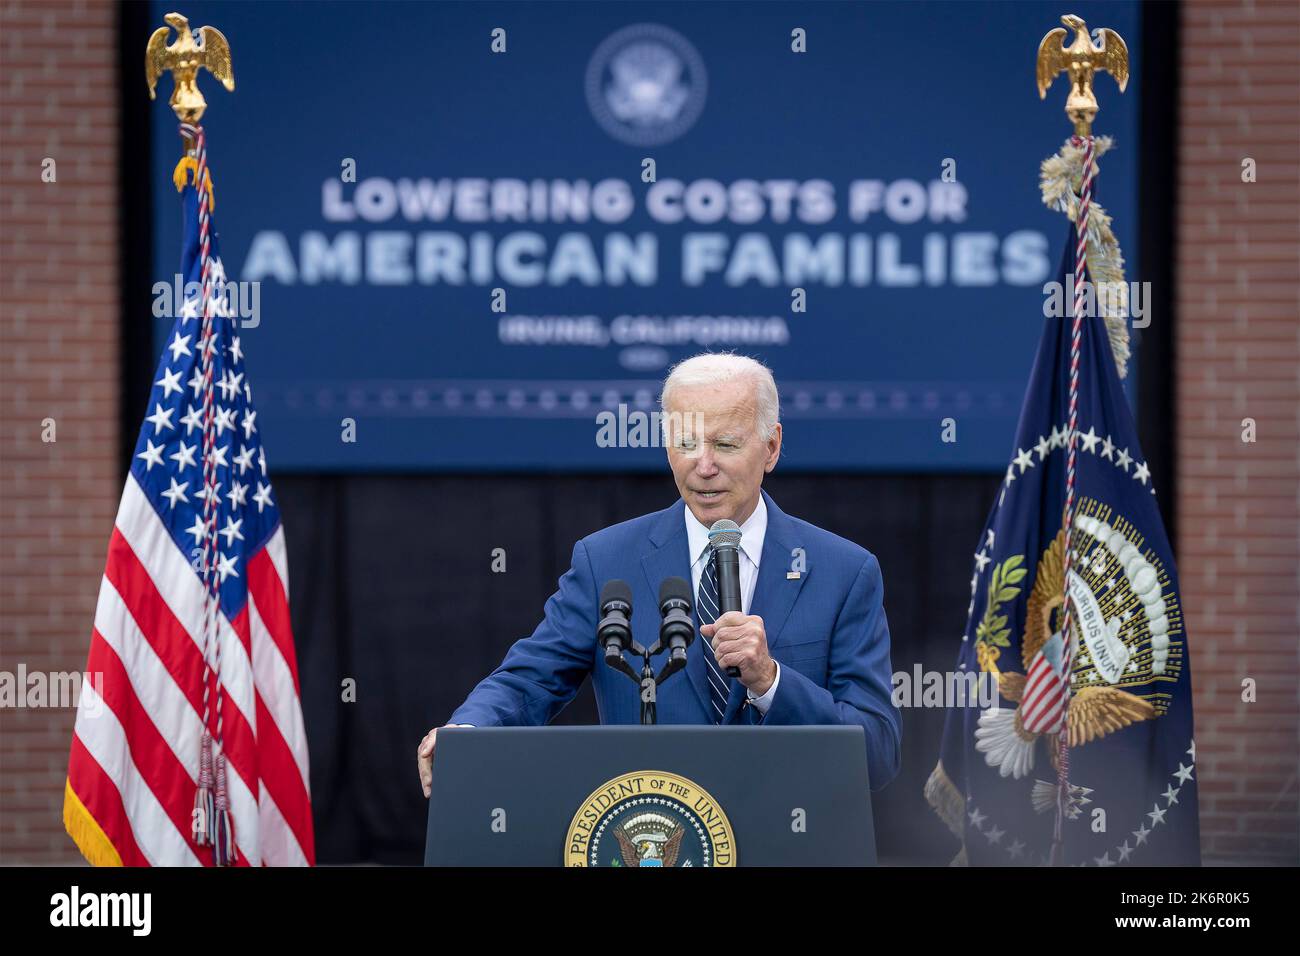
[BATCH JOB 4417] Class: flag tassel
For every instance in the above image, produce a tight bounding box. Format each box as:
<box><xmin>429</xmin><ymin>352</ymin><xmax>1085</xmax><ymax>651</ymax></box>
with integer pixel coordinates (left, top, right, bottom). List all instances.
<box><xmin>212</xmin><ymin>751</ymin><xmax>236</xmax><ymax>866</ymax></box>
<box><xmin>193</xmin><ymin>731</ymin><xmax>216</xmax><ymax>847</ymax></box>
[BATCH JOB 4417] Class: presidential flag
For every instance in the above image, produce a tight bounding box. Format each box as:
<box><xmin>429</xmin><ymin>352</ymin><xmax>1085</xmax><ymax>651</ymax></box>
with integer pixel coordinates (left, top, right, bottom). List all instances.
<box><xmin>926</xmin><ymin>139</ymin><xmax>1199</xmax><ymax>866</ymax></box>
<box><xmin>63</xmin><ymin>130</ymin><xmax>314</xmax><ymax>866</ymax></box>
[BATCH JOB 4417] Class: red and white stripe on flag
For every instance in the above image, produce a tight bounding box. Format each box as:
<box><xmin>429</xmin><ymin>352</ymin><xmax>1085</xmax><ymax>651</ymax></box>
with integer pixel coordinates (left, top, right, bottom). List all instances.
<box><xmin>1020</xmin><ymin>646</ymin><xmax>1069</xmax><ymax>735</ymax></box>
<box><xmin>64</xmin><ymin>475</ymin><xmax>314</xmax><ymax>866</ymax></box>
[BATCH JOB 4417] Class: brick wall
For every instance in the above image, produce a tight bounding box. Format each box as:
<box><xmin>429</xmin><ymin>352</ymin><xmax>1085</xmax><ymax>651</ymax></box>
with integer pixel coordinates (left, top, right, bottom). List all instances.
<box><xmin>1176</xmin><ymin>0</ymin><xmax>1300</xmax><ymax>863</ymax></box>
<box><xmin>0</xmin><ymin>0</ymin><xmax>121</xmax><ymax>863</ymax></box>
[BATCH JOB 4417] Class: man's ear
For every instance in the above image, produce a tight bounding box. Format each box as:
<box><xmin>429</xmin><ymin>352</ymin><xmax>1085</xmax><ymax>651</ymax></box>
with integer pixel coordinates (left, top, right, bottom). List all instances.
<box><xmin>764</xmin><ymin>423</ymin><xmax>783</xmax><ymax>472</ymax></box>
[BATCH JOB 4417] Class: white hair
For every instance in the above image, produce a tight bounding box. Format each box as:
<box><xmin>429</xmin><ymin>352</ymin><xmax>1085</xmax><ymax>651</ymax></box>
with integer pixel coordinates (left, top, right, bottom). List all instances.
<box><xmin>660</xmin><ymin>352</ymin><xmax>781</xmax><ymax>441</ymax></box>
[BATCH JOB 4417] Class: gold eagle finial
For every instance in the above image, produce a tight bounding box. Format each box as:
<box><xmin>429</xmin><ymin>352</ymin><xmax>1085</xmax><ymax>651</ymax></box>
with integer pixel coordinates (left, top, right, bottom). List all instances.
<box><xmin>1036</xmin><ymin>14</ymin><xmax>1128</xmax><ymax>136</ymax></box>
<box><xmin>145</xmin><ymin>12</ymin><xmax>234</xmax><ymax>125</ymax></box>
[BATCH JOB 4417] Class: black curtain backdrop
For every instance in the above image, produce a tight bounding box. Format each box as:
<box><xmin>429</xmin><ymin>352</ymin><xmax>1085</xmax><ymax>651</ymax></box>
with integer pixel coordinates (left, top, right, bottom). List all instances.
<box><xmin>277</xmin><ymin>471</ymin><xmax>994</xmax><ymax>864</ymax></box>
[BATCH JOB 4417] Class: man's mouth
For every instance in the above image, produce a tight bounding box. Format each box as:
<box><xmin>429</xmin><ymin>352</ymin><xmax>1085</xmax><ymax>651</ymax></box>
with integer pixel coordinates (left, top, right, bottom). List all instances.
<box><xmin>695</xmin><ymin>490</ymin><xmax>724</xmax><ymax>500</ymax></box>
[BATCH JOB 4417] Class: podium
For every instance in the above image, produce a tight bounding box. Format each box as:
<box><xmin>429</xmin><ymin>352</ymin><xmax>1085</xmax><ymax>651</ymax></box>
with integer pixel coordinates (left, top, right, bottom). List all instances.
<box><xmin>425</xmin><ymin>725</ymin><xmax>877</xmax><ymax>866</ymax></box>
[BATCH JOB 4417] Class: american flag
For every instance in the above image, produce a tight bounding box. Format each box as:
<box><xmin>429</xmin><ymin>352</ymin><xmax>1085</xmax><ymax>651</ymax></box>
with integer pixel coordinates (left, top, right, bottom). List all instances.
<box><xmin>63</xmin><ymin>132</ymin><xmax>314</xmax><ymax>866</ymax></box>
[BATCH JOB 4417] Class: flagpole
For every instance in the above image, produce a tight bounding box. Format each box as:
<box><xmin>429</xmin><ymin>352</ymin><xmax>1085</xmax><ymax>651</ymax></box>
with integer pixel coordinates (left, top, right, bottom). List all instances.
<box><xmin>1035</xmin><ymin>14</ymin><xmax>1129</xmax><ymax>866</ymax></box>
<box><xmin>146</xmin><ymin>11</ymin><xmax>238</xmax><ymax>866</ymax></box>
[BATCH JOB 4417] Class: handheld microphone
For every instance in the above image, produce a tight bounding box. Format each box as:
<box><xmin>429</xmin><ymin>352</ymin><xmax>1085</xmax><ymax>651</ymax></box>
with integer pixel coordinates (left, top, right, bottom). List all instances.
<box><xmin>655</xmin><ymin>576</ymin><xmax>695</xmax><ymax>668</ymax></box>
<box><xmin>708</xmin><ymin>519</ymin><xmax>744</xmax><ymax>678</ymax></box>
<box><xmin>597</xmin><ymin>580</ymin><xmax>635</xmax><ymax>672</ymax></box>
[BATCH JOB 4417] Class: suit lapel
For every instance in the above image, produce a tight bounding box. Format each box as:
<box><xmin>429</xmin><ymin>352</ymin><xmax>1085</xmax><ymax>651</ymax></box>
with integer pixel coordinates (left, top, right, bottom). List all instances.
<box><xmin>747</xmin><ymin>491</ymin><xmax>809</xmax><ymax>653</ymax></box>
<box><xmin>639</xmin><ymin>501</ymin><xmax>712</xmax><ymax>720</ymax></box>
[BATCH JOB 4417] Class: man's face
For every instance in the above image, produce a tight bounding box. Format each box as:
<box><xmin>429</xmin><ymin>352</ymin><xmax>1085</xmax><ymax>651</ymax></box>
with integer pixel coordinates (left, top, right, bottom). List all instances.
<box><xmin>663</xmin><ymin>381</ymin><xmax>781</xmax><ymax>527</ymax></box>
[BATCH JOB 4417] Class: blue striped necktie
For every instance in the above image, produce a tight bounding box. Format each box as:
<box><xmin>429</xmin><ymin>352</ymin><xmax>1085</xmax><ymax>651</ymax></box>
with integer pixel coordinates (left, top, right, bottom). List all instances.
<box><xmin>696</xmin><ymin>547</ymin><xmax>731</xmax><ymax>723</ymax></box>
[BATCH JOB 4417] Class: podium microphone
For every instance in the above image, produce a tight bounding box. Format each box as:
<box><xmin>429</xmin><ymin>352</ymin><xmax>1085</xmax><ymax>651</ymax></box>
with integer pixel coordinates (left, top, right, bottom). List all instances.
<box><xmin>597</xmin><ymin>580</ymin><xmax>636</xmax><ymax>676</ymax></box>
<box><xmin>708</xmin><ymin>519</ymin><xmax>744</xmax><ymax>678</ymax></box>
<box><xmin>654</xmin><ymin>576</ymin><xmax>695</xmax><ymax>670</ymax></box>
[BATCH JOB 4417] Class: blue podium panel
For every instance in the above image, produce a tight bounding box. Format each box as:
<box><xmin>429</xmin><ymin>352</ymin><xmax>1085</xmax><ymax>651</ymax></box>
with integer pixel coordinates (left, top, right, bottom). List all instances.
<box><xmin>425</xmin><ymin>725</ymin><xmax>876</xmax><ymax>866</ymax></box>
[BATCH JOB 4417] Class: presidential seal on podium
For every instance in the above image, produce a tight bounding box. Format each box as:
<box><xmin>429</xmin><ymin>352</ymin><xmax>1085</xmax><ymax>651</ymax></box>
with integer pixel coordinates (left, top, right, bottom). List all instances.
<box><xmin>565</xmin><ymin>771</ymin><xmax>736</xmax><ymax>867</ymax></box>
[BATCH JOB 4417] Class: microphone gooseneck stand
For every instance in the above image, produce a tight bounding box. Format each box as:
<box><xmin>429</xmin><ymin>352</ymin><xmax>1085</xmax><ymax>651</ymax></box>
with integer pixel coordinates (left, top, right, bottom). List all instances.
<box><xmin>604</xmin><ymin>635</ymin><xmax>691</xmax><ymax>725</ymax></box>
<box><xmin>599</xmin><ymin>577</ymin><xmax>694</xmax><ymax>725</ymax></box>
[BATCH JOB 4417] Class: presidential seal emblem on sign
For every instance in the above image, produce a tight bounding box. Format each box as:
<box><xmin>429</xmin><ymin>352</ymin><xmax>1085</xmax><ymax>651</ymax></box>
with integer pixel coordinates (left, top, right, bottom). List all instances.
<box><xmin>585</xmin><ymin>24</ymin><xmax>708</xmax><ymax>146</ymax></box>
<box><xmin>565</xmin><ymin>771</ymin><xmax>735</xmax><ymax>867</ymax></box>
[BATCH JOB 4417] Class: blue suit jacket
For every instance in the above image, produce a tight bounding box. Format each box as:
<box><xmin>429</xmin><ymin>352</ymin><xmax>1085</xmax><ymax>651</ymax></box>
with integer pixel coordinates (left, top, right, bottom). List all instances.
<box><xmin>449</xmin><ymin>491</ymin><xmax>901</xmax><ymax>789</ymax></box>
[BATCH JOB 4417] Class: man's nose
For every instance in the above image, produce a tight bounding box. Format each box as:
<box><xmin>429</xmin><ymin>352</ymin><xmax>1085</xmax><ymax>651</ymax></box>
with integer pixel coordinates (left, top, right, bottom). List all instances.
<box><xmin>694</xmin><ymin>447</ymin><xmax>719</xmax><ymax>476</ymax></box>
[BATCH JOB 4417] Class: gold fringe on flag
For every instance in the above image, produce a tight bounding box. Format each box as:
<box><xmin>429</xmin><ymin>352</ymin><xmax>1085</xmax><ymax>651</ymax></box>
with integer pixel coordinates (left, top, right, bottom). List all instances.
<box><xmin>172</xmin><ymin>156</ymin><xmax>216</xmax><ymax>209</ymax></box>
<box><xmin>1039</xmin><ymin>135</ymin><xmax>1131</xmax><ymax>377</ymax></box>
<box><xmin>62</xmin><ymin>779</ymin><xmax>123</xmax><ymax>867</ymax></box>
<box><xmin>923</xmin><ymin>760</ymin><xmax>970</xmax><ymax>866</ymax></box>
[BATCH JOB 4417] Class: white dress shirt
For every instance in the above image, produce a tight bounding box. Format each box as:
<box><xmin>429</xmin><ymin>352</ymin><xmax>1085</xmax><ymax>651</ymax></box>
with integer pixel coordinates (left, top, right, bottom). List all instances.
<box><xmin>684</xmin><ymin>496</ymin><xmax>781</xmax><ymax>714</ymax></box>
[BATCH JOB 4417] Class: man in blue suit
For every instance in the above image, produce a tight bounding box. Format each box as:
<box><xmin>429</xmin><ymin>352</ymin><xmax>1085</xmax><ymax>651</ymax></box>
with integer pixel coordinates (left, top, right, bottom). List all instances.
<box><xmin>418</xmin><ymin>353</ymin><xmax>901</xmax><ymax>795</ymax></box>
